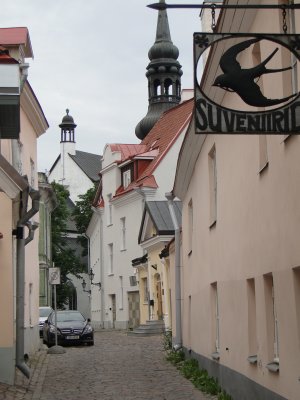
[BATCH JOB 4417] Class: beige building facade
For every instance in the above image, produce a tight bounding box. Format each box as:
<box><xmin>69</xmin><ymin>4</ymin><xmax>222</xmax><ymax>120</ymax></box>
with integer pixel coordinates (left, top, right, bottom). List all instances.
<box><xmin>171</xmin><ymin>2</ymin><xmax>300</xmax><ymax>399</ymax></box>
<box><xmin>0</xmin><ymin>28</ymin><xmax>48</xmax><ymax>384</ymax></box>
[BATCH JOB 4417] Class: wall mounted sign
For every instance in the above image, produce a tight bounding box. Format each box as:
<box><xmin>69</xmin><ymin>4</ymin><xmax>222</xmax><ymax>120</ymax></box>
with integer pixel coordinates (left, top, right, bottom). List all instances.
<box><xmin>194</xmin><ymin>33</ymin><xmax>300</xmax><ymax>134</ymax></box>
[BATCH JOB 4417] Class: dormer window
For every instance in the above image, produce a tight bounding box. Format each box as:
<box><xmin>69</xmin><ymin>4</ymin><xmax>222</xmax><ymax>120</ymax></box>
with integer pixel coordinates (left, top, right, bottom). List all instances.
<box><xmin>123</xmin><ymin>169</ymin><xmax>131</xmax><ymax>189</ymax></box>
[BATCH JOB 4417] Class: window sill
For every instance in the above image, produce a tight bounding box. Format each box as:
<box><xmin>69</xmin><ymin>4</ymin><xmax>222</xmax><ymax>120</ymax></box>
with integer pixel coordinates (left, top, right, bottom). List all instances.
<box><xmin>107</xmin><ymin>223</ymin><xmax>113</xmax><ymax>227</ymax></box>
<box><xmin>209</xmin><ymin>220</ymin><xmax>216</xmax><ymax>230</ymax></box>
<box><xmin>266</xmin><ymin>361</ymin><xmax>279</xmax><ymax>373</ymax></box>
<box><xmin>281</xmin><ymin>134</ymin><xmax>291</xmax><ymax>143</ymax></box>
<box><xmin>108</xmin><ymin>273</ymin><xmax>114</xmax><ymax>277</ymax></box>
<box><xmin>188</xmin><ymin>250</ymin><xmax>192</xmax><ymax>257</ymax></box>
<box><xmin>247</xmin><ymin>355</ymin><xmax>257</xmax><ymax>365</ymax></box>
<box><xmin>258</xmin><ymin>161</ymin><xmax>269</xmax><ymax>174</ymax></box>
<box><xmin>120</xmin><ymin>249</ymin><xmax>127</xmax><ymax>252</ymax></box>
<box><xmin>211</xmin><ymin>352</ymin><xmax>220</xmax><ymax>361</ymax></box>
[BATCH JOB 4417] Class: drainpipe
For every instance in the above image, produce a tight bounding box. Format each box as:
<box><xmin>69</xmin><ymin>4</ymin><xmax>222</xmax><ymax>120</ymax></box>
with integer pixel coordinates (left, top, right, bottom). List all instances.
<box><xmin>14</xmin><ymin>188</ymin><xmax>40</xmax><ymax>378</ymax></box>
<box><xmin>165</xmin><ymin>192</ymin><xmax>182</xmax><ymax>350</ymax></box>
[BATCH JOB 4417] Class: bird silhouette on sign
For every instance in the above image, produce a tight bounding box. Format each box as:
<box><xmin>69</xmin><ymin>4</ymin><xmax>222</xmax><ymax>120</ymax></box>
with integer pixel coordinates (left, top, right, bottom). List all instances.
<box><xmin>213</xmin><ymin>38</ymin><xmax>297</xmax><ymax>107</ymax></box>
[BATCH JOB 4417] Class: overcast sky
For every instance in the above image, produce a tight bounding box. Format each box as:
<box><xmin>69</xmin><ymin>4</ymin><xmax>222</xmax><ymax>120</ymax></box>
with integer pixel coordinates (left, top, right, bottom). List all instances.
<box><xmin>2</xmin><ymin>0</ymin><xmax>203</xmax><ymax>172</ymax></box>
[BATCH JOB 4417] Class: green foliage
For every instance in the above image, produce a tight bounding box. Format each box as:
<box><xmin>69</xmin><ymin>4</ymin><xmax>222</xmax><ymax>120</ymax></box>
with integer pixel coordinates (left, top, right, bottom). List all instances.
<box><xmin>164</xmin><ymin>340</ymin><xmax>232</xmax><ymax>400</ymax></box>
<box><xmin>51</xmin><ymin>182</ymin><xmax>85</xmax><ymax>308</ymax></box>
<box><xmin>162</xmin><ymin>329</ymin><xmax>173</xmax><ymax>351</ymax></box>
<box><xmin>72</xmin><ymin>185</ymin><xmax>97</xmax><ymax>256</ymax></box>
<box><xmin>166</xmin><ymin>349</ymin><xmax>185</xmax><ymax>365</ymax></box>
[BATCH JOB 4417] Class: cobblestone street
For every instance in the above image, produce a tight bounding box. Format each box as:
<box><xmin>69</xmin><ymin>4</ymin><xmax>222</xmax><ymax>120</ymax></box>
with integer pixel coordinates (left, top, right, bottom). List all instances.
<box><xmin>0</xmin><ymin>331</ymin><xmax>217</xmax><ymax>400</ymax></box>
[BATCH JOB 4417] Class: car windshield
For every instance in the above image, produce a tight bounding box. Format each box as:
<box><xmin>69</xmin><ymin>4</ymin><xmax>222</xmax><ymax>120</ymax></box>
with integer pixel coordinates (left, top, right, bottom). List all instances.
<box><xmin>39</xmin><ymin>308</ymin><xmax>52</xmax><ymax>317</ymax></box>
<box><xmin>54</xmin><ymin>311</ymin><xmax>85</xmax><ymax>323</ymax></box>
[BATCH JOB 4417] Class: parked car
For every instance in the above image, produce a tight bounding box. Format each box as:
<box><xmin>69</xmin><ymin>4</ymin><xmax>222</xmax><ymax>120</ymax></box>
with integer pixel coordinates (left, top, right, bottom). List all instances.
<box><xmin>39</xmin><ymin>306</ymin><xmax>53</xmax><ymax>337</ymax></box>
<box><xmin>43</xmin><ymin>310</ymin><xmax>94</xmax><ymax>347</ymax></box>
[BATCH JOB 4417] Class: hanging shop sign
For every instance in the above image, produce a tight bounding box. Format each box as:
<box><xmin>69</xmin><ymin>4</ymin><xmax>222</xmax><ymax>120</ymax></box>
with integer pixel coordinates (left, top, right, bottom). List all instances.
<box><xmin>194</xmin><ymin>33</ymin><xmax>300</xmax><ymax>134</ymax></box>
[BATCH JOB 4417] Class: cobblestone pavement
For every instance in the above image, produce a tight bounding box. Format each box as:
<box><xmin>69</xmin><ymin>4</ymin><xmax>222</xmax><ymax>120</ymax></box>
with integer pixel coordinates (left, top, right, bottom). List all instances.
<box><xmin>0</xmin><ymin>331</ymin><xmax>217</xmax><ymax>400</ymax></box>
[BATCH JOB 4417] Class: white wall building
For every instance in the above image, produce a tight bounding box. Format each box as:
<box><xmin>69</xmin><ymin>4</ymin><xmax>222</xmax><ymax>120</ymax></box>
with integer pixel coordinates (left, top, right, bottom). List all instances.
<box><xmin>48</xmin><ymin>110</ymin><xmax>102</xmax><ymax>317</ymax></box>
<box><xmin>88</xmin><ymin>99</ymin><xmax>192</xmax><ymax>329</ymax></box>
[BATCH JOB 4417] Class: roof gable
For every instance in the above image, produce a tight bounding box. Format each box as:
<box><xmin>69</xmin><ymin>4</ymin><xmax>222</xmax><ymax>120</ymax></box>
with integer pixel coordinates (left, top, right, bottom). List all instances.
<box><xmin>69</xmin><ymin>151</ymin><xmax>102</xmax><ymax>182</ymax></box>
<box><xmin>139</xmin><ymin>200</ymin><xmax>182</xmax><ymax>243</ymax></box>
<box><xmin>114</xmin><ymin>99</ymin><xmax>193</xmax><ymax>198</ymax></box>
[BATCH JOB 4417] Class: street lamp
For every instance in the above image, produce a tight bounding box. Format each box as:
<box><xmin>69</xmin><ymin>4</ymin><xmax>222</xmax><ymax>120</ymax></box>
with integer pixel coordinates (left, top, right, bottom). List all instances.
<box><xmin>81</xmin><ymin>279</ymin><xmax>91</xmax><ymax>294</ymax></box>
<box><xmin>89</xmin><ymin>268</ymin><xmax>101</xmax><ymax>290</ymax></box>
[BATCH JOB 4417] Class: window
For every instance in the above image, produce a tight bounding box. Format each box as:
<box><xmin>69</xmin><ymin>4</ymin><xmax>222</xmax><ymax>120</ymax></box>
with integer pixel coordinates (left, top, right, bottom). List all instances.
<box><xmin>247</xmin><ymin>279</ymin><xmax>258</xmax><ymax>364</ymax></box>
<box><xmin>188</xmin><ymin>199</ymin><xmax>193</xmax><ymax>255</ymax></box>
<box><xmin>108</xmin><ymin>243</ymin><xmax>113</xmax><ymax>275</ymax></box>
<box><xmin>259</xmin><ymin>135</ymin><xmax>268</xmax><ymax>173</ymax></box>
<box><xmin>30</xmin><ymin>158</ymin><xmax>35</xmax><ymax>187</ymax></box>
<box><xmin>142</xmin><ymin>277</ymin><xmax>148</xmax><ymax>303</ymax></box>
<box><xmin>264</xmin><ymin>274</ymin><xmax>279</xmax><ymax>367</ymax></box>
<box><xmin>293</xmin><ymin>267</ymin><xmax>300</xmax><ymax>347</ymax></box>
<box><xmin>119</xmin><ymin>276</ymin><xmax>123</xmax><ymax>309</ymax></box>
<box><xmin>120</xmin><ymin>217</ymin><xmax>126</xmax><ymax>250</ymax></box>
<box><xmin>208</xmin><ymin>145</ymin><xmax>217</xmax><ymax>227</ymax></box>
<box><xmin>123</xmin><ymin>170</ymin><xmax>131</xmax><ymax>189</ymax></box>
<box><xmin>16</xmin><ymin>140</ymin><xmax>23</xmax><ymax>174</ymax></box>
<box><xmin>211</xmin><ymin>282</ymin><xmax>220</xmax><ymax>358</ymax></box>
<box><xmin>107</xmin><ymin>194</ymin><xmax>113</xmax><ymax>225</ymax></box>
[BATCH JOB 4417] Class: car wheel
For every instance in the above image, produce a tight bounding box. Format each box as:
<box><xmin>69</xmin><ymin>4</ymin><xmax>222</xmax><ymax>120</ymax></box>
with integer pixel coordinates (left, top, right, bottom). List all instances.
<box><xmin>87</xmin><ymin>341</ymin><xmax>94</xmax><ymax>346</ymax></box>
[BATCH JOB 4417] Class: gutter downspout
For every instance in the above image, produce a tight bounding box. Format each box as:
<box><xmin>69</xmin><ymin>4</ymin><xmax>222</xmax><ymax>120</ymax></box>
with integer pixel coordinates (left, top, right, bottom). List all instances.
<box><xmin>14</xmin><ymin>188</ymin><xmax>40</xmax><ymax>379</ymax></box>
<box><xmin>165</xmin><ymin>191</ymin><xmax>182</xmax><ymax>350</ymax></box>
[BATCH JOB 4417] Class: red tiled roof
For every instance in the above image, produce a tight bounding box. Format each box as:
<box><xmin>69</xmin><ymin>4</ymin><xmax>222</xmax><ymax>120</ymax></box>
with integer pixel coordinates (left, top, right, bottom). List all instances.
<box><xmin>110</xmin><ymin>144</ymin><xmax>147</xmax><ymax>162</ymax></box>
<box><xmin>113</xmin><ymin>99</ymin><xmax>193</xmax><ymax>199</ymax></box>
<box><xmin>0</xmin><ymin>27</ymin><xmax>33</xmax><ymax>58</ymax></box>
<box><xmin>136</xmin><ymin>99</ymin><xmax>193</xmax><ymax>184</ymax></box>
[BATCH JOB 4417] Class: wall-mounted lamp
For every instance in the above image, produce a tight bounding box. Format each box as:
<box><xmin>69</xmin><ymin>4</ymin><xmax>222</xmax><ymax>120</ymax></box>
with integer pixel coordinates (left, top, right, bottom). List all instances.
<box><xmin>88</xmin><ymin>268</ymin><xmax>101</xmax><ymax>290</ymax></box>
<box><xmin>81</xmin><ymin>279</ymin><xmax>91</xmax><ymax>294</ymax></box>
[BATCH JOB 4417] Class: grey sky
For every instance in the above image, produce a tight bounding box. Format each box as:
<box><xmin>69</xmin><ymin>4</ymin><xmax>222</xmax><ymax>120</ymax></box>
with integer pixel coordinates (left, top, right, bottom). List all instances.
<box><xmin>1</xmin><ymin>0</ymin><xmax>203</xmax><ymax>172</ymax></box>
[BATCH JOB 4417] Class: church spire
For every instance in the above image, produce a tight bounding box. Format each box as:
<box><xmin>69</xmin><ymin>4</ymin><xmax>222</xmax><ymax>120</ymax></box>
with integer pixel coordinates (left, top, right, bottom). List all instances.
<box><xmin>135</xmin><ymin>0</ymin><xmax>182</xmax><ymax>140</ymax></box>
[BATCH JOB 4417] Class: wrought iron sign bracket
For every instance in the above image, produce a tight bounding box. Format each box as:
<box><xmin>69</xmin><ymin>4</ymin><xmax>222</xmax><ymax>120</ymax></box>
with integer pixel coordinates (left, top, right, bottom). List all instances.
<box><xmin>148</xmin><ymin>2</ymin><xmax>300</xmax><ymax>33</ymax></box>
<box><xmin>147</xmin><ymin>3</ymin><xmax>300</xmax><ymax>11</ymax></box>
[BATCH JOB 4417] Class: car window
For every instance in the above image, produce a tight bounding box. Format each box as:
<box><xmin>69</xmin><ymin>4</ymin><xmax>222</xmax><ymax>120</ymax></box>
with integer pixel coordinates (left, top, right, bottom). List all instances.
<box><xmin>55</xmin><ymin>312</ymin><xmax>85</xmax><ymax>322</ymax></box>
<box><xmin>39</xmin><ymin>308</ymin><xmax>53</xmax><ymax>317</ymax></box>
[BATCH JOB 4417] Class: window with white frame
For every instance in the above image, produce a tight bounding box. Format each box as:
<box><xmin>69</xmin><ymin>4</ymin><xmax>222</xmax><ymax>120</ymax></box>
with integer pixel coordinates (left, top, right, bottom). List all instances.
<box><xmin>247</xmin><ymin>278</ymin><xmax>258</xmax><ymax>363</ymax></box>
<box><xmin>188</xmin><ymin>199</ymin><xmax>193</xmax><ymax>254</ymax></box>
<box><xmin>16</xmin><ymin>140</ymin><xmax>23</xmax><ymax>174</ymax></box>
<box><xmin>30</xmin><ymin>158</ymin><xmax>35</xmax><ymax>187</ymax></box>
<box><xmin>119</xmin><ymin>276</ymin><xmax>123</xmax><ymax>309</ymax></box>
<box><xmin>264</xmin><ymin>274</ymin><xmax>279</xmax><ymax>363</ymax></box>
<box><xmin>142</xmin><ymin>277</ymin><xmax>148</xmax><ymax>303</ymax></box>
<box><xmin>120</xmin><ymin>217</ymin><xmax>126</xmax><ymax>250</ymax></box>
<box><xmin>211</xmin><ymin>282</ymin><xmax>220</xmax><ymax>356</ymax></box>
<box><xmin>108</xmin><ymin>243</ymin><xmax>113</xmax><ymax>274</ymax></box>
<box><xmin>208</xmin><ymin>145</ymin><xmax>217</xmax><ymax>227</ymax></box>
<box><xmin>123</xmin><ymin>169</ymin><xmax>131</xmax><ymax>189</ymax></box>
<box><xmin>107</xmin><ymin>194</ymin><xmax>113</xmax><ymax>225</ymax></box>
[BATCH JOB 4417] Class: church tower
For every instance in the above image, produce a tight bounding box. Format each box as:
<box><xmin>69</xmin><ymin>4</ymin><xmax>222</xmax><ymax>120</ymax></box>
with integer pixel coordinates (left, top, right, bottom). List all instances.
<box><xmin>59</xmin><ymin>109</ymin><xmax>77</xmax><ymax>185</ymax></box>
<box><xmin>135</xmin><ymin>0</ymin><xmax>182</xmax><ymax>140</ymax></box>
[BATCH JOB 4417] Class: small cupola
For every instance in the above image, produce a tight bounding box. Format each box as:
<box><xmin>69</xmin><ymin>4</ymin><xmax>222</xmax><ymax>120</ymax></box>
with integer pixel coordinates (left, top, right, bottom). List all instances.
<box><xmin>59</xmin><ymin>109</ymin><xmax>77</xmax><ymax>143</ymax></box>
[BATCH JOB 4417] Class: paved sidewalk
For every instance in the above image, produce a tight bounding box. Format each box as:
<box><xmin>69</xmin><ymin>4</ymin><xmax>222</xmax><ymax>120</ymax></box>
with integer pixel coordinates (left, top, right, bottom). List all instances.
<box><xmin>0</xmin><ymin>331</ymin><xmax>217</xmax><ymax>400</ymax></box>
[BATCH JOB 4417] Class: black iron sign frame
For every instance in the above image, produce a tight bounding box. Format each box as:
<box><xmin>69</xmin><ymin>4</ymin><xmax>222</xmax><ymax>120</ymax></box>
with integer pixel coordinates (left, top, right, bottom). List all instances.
<box><xmin>194</xmin><ymin>33</ymin><xmax>300</xmax><ymax>134</ymax></box>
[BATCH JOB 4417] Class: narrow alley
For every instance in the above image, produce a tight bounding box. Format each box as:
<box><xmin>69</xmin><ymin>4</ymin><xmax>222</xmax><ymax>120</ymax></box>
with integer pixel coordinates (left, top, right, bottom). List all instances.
<box><xmin>0</xmin><ymin>331</ymin><xmax>216</xmax><ymax>400</ymax></box>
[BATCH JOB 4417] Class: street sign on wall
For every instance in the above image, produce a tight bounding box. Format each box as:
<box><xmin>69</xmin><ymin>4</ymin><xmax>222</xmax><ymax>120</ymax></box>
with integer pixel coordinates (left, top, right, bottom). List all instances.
<box><xmin>49</xmin><ymin>267</ymin><xmax>61</xmax><ymax>285</ymax></box>
<box><xmin>194</xmin><ymin>33</ymin><xmax>300</xmax><ymax>134</ymax></box>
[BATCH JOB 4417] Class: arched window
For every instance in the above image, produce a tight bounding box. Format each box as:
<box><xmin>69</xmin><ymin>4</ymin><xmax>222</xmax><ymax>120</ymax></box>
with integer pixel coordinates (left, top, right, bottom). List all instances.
<box><xmin>154</xmin><ymin>79</ymin><xmax>161</xmax><ymax>96</ymax></box>
<box><xmin>164</xmin><ymin>78</ymin><xmax>173</xmax><ymax>95</ymax></box>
